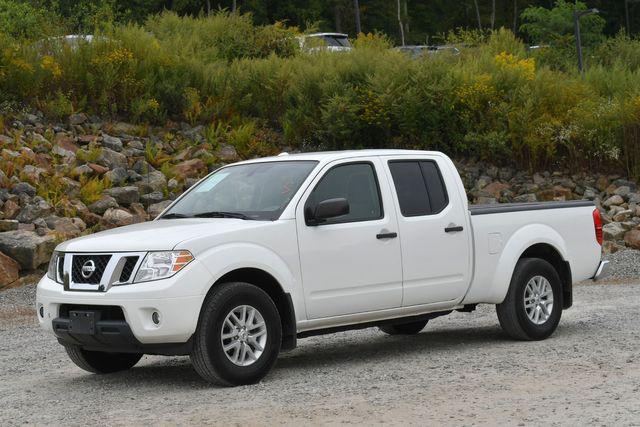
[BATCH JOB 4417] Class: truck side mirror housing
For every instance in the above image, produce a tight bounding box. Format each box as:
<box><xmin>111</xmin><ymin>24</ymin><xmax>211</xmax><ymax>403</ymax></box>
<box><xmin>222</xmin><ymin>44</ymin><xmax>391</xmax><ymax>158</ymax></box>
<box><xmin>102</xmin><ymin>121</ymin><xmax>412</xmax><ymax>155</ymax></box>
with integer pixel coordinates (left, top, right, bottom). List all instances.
<box><xmin>306</xmin><ymin>198</ymin><xmax>350</xmax><ymax>225</ymax></box>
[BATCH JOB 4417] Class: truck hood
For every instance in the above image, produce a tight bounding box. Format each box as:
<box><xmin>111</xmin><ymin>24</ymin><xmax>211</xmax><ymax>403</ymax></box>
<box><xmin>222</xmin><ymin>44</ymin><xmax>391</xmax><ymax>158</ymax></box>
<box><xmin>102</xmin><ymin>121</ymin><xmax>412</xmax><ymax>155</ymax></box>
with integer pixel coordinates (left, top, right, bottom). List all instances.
<box><xmin>56</xmin><ymin>218</ymin><xmax>268</xmax><ymax>253</ymax></box>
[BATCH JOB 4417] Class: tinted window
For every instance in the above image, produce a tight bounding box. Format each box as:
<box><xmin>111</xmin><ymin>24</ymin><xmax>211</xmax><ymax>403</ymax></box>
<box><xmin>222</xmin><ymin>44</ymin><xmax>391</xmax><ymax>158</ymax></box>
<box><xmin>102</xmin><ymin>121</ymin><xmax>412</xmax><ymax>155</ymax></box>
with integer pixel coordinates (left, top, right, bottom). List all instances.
<box><xmin>420</xmin><ymin>161</ymin><xmax>448</xmax><ymax>213</ymax></box>
<box><xmin>306</xmin><ymin>163</ymin><xmax>382</xmax><ymax>224</ymax></box>
<box><xmin>388</xmin><ymin>160</ymin><xmax>449</xmax><ymax>217</ymax></box>
<box><xmin>388</xmin><ymin>162</ymin><xmax>431</xmax><ymax>216</ymax></box>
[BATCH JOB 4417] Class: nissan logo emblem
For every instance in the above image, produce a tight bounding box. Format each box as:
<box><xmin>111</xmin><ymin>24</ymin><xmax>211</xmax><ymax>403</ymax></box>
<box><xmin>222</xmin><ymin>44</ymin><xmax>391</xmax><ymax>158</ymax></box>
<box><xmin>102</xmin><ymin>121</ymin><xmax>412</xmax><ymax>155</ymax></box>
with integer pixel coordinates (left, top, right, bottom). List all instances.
<box><xmin>81</xmin><ymin>260</ymin><xmax>96</xmax><ymax>279</ymax></box>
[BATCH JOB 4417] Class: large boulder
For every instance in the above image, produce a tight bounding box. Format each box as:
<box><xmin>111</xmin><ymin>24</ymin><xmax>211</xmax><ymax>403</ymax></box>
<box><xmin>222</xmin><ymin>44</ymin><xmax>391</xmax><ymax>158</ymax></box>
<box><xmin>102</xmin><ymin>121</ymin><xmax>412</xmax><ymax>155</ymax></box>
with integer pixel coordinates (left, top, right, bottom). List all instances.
<box><xmin>101</xmin><ymin>134</ymin><xmax>123</xmax><ymax>152</ymax></box>
<box><xmin>603</xmin><ymin>222</ymin><xmax>626</xmax><ymax>241</ymax></box>
<box><xmin>214</xmin><ymin>144</ymin><xmax>238</xmax><ymax>162</ymax></box>
<box><xmin>88</xmin><ymin>195</ymin><xmax>118</xmax><ymax>215</ymax></box>
<box><xmin>97</xmin><ymin>147</ymin><xmax>128</xmax><ymax>169</ymax></box>
<box><xmin>102</xmin><ymin>208</ymin><xmax>134</xmax><ymax>228</ymax></box>
<box><xmin>0</xmin><ymin>220</ymin><xmax>19</xmax><ymax>232</ymax></box>
<box><xmin>173</xmin><ymin>159</ymin><xmax>207</xmax><ymax>179</ymax></box>
<box><xmin>0</xmin><ymin>252</ymin><xmax>20</xmax><ymax>288</ymax></box>
<box><xmin>603</xmin><ymin>195</ymin><xmax>624</xmax><ymax>208</ymax></box>
<box><xmin>136</xmin><ymin>170</ymin><xmax>167</xmax><ymax>194</ymax></box>
<box><xmin>105</xmin><ymin>186</ymin><xmax>140</xmax><ymax>206</ymax></box>
<box><xmin>148</xmin><ymin>200</ymin><xmax>172</xmax><ymax>218</ymax></box>
<box><xmin>0</xmin><ymin>230</ymin><xmax>55</xmax><ymax>270</ymax></box>
<box><xmin>16</xmin><ymin>199</ymin><xmax>52</xmax><ymax>223</ymax></box>
<box><xmin>11</xmin><ymin>182</ymin><xmax>36</xmax><ymax>197</ymax></box>
<box><xmin>624</xmin><ymin>229</ymin><xmax>640</xmax><ymax>249</ymax></box>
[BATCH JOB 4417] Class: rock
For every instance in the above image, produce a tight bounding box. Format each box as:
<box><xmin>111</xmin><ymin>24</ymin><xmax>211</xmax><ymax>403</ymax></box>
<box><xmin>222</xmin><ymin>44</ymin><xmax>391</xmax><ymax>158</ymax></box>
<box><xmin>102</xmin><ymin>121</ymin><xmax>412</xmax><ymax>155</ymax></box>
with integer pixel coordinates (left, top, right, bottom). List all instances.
<box><xmin>476</xmin><ymin>197</ymin><xmax>497</xmax><ymax>204</ymax></box>
<box><xmin>2</xmin><ymin>199</ymin><xmax>20</xmax><ymax>219</ymax></box>
<box><xmin>87</xmin><ymin>163</ymin><xmax>109</xmax><ymax>175</ymax></box>
<box><xmin>53</xmin><ymin>135</ymin><xmax>78</xmax><ymax>157</ymax></box>
<box><xmin>0</xmin><ymin>252</ymin><xmax>20</xmax><ymax>288</ymax></box>
<box><xmin>102</xmin><ymin>208</ymin><xmax>134</xmax><ymax>228</ymax></box>
<box><xmin>513</xmin><ymin>193</ymin><xmax>538</xmax><ymax>203</ymax></box>
<box><xmin>533</xmin><ymin>173</ymin><xmax>546</xmax><ymax>185</ymax></box>
<box><xmin>11</xmin><ymin>182</ymin><xmax>36</xmax><ymax>197</ymax></box>
<box><xmin>583</xmin><ymin>187</ymin><xmax>598</xmax><ymax>200</ymax></box>
<box><xmin>88</xmin><ymin>195</ymin><xmax>118</xmax><ymax>215</ymax></box>
<box><xmin>614</xmin><ymin>186</ymin><xmax>631</xmax><ymax>199</ymax></box>
<box><xmin>624</xmin><ymin>229</ymin><xmax>640</xmax><ymax>249</ymax></box>
<box><xmin>140</xmin><ymin>191</ymin><xmax>164</xmax><ymax>205</ymax></box>
<box><xmin>0</xmin><ymin>230</ymin><xmax>55</xmax><ymax>270</ymax></box>
<box><xmin>16</xmin><ymin>199</ymin><xmax>52</xmax><ymax>223</ymax></box>
<box><xmin>480</xmin><ymin>182</ymin><xmax>510</xmax><ymax>199</ymax></box>
<box><xmin>129</xmin><ymin>203</ymin><xmax>149</xmax><ymax>223</ymax></box>
<box><xmin>45</xmin><ymin>216</ymin><xmax>82</xmax><ymax>238</ymax></box>
<box><xmin>97</xmin><ymin>147</ymin><xmax>127</xmax><ymax>169</ymax></box>
<box><xmin>167</xmin><ymin>178</ymin><xmax>180</xmax><ymax>192</ymax></box>
<box><xmin>105</xmin><ymin>186</ymin><xmax>140</xmax><ymax>206</ymax></box>
<box><xmin>73</xmin><ymin>164</ymin><xmax>94</xmax><ymax>177</ymax></box>
<box><xmin>148</xmin><ymin>200</ymin><xmax>172</xmax><ymax>218</ymax></box>
<box><xmin>102</xmin><ymin>134</ymin><xmax>123</xmax><ymax>152</ymax></box>
<box><xmin>537</xmin><ymin>186</ymin><xmax>572</xmax><ymax>201</ymax></box>
<box><xmin>214</xmin><ymin>144</ymin><xmax>238</xmax><ymax>162</ymax></box>
<box><xmin>133</xmin><ymin>159</ymin><xmax>156</xmax><ymax>174</ymax></box>
<box><xmin>127</xmin><ymin>140</ymin><xmax>144</xmax><ymax>150</ymax></box>
<box><xmin>173</xmin><ymin>159</ymin><xmax>206</xmax><ymax>179</ymax></box>
<box><xmin>603</xmin><ymin>195</ymin><xmax>624</xmax><ymax>207</ymax></box>
<box><xmin>104</xmin><ymin>167</ymin><xmax>128</xmax><ymax>186</ymax></box>
<box><xmin>603</xmin><ymin>240</ymin><xmax>623</xmax><ymax>254</ymax></box>
<box><xmin>0</xmin><ymin>219</ymin><xmax>19</xmax><ymax>232</ymax></box>
<box><xmin>77</xmin><ymin>134</ymin><xmax>98</xmax><ymax>145</ymax></box>
<box><xmin>68</xmin><ymin>113</ymin><xmax>87</xmax><ymax>125</ymax></box>
<box><xmin>629</xmin><ymin>193</ymin><xmax>640</xmax><ymax>204</ymax></box>
<box><xmin>603</xmin><ymin>222</ymin><xmax>626</xmax><ymax>241</ymax></box>
<box><xmin>613</xmin><ymin>209</ymin><xmax>633</xmax><ymax>222</ymax></box>
<box><xmin>136</xmin><ymin>170</ymin><xmax>167</xmax><ymax>194</ymax></box>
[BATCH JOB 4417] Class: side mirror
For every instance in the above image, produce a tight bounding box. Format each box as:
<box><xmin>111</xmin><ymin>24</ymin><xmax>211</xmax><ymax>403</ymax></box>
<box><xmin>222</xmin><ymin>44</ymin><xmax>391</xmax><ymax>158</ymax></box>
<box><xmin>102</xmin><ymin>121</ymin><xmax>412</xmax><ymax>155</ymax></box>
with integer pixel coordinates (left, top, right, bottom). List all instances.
<box><xmin>306</xmin><ymin>198</ymin><xmax>350</xmax><ymax>225</ymax></box>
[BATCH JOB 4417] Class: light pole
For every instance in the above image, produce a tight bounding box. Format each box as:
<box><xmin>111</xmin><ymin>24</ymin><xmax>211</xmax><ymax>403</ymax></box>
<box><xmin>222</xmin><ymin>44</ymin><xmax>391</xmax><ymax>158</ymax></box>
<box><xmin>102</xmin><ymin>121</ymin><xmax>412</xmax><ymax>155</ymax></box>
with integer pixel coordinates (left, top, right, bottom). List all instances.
<box><xmin>573</xmin><ymin>8</ymin><xmax>599</xmax><ymax>75</ymax></box>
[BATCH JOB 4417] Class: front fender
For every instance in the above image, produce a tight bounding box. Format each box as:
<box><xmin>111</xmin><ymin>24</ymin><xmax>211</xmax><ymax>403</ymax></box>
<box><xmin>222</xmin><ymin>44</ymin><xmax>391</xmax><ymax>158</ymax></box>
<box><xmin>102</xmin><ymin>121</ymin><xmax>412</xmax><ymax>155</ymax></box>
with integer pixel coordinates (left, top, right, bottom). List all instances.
<box><xmin>485</xmin><ymin>224</ymin><xmax>568</xmax><ymax>304</ymax></box>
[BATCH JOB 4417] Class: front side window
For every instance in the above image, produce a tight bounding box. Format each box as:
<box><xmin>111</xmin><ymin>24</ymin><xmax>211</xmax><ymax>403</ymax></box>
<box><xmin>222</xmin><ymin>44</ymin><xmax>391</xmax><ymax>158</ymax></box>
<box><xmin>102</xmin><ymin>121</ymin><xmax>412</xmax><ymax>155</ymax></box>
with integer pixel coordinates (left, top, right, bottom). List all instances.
<box><xmin>161</xmin><ymin>161</ymin><xmax>317</xmax><ymax>221</ymax></box>
<box><xmin>305</xmin><ymin>163</ymin><xmax>382</xmax><ymax>225</ymax></box>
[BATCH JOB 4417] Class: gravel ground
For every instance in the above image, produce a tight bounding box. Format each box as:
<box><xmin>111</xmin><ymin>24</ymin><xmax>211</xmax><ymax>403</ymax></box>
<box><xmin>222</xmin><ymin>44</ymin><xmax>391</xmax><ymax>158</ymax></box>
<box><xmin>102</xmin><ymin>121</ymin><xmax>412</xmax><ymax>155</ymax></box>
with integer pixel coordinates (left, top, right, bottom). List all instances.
<box><xmin>1</xmin><ymin>274</ymin><xmax>640</xmax><ymax>426</ymax></box>
<box><xmin>604</xmin><ymin>249</ymin><xmax>640</xmax><ymax>280</ymax></box>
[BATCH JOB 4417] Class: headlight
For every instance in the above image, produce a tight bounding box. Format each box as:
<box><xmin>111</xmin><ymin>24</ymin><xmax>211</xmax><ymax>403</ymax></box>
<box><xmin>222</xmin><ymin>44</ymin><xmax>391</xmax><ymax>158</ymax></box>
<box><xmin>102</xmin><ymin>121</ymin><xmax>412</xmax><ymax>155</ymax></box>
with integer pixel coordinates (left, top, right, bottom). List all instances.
<box><xmin>47</xmin><ymin>252</ymin><xmax>63</xmax><ymax>284</ymax></box>
<box><xmin>133</xmin><ymin>251</ymin><xmax>194</xmax><ymax>283</ymax></box>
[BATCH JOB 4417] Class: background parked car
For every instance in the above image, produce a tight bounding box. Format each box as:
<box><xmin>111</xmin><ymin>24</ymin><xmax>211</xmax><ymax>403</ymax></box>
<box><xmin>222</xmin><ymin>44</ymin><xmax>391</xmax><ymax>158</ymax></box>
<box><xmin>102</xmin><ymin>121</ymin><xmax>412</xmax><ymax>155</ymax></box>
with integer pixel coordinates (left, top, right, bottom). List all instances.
<box><xmin>298</xmin><ymin>32</ymin><xmax>352</xmax><ymax>53</ymax></box>
<box><xmin>394</xmin><ymin>44</ymin><xmax>460</xmax><ymax>59</ymax></box>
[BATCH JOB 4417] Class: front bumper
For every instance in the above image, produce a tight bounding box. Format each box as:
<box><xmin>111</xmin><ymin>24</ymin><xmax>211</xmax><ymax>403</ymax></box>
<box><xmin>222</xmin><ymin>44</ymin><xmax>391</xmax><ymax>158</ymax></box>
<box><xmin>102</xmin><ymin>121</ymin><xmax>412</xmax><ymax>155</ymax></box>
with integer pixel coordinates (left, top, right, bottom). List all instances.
<box><xmin>592</xmin><ymin>260</ymin><xmax>610</xmax><ymax>281</ymax></box>
<box><xmin>36</xmin><ymin>261</ymin><xmax>212</xmax><ymax>346</ymax></box>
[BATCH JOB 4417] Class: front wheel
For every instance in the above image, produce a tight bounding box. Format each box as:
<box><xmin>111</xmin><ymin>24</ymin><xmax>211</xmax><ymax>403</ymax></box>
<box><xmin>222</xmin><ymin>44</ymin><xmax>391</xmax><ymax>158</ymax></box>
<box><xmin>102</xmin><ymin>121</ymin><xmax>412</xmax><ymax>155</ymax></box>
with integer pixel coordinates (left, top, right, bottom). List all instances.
<box><xmin>64</xmin><ymin>345</ymin><xmax>142</xmax><ymax>374</ymax></box>
<box><xmin>190</xmin><ymin>282</ymin><xmax>282</xmax><ymax>386</ymax></box>
<box><xmin>496</xmin><ymin>258</ymin><xmax>563</xmax><ymax>340</ymax></box>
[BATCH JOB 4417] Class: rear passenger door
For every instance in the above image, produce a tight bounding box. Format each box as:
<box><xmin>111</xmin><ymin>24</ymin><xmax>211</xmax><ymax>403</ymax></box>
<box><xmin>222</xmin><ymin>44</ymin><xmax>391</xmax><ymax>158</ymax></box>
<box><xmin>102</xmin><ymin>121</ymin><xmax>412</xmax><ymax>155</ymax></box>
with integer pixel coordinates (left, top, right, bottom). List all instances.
<box><xmin>383</xmin><ymin>155</ymin><xmax>472</xmax><ymax>306</ymax></box>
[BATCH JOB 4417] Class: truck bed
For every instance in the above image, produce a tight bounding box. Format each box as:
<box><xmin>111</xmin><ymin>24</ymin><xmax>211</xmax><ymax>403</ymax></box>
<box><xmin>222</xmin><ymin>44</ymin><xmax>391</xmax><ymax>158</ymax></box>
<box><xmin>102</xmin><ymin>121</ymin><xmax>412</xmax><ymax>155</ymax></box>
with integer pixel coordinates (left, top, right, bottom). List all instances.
<box><xmin>469</xmin><ymin>200</ymin><xmax>594</xmax><ymax>216</ymax></box>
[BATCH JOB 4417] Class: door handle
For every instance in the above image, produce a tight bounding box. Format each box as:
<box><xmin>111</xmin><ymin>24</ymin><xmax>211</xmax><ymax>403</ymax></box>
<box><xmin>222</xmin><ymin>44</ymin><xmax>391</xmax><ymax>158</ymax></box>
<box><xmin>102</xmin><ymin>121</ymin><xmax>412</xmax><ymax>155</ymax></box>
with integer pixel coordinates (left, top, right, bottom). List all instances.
<box><xmin>444</xmin><ymin>225</ymin><xmax>464</xmax><ymax>233</ymax></box>
<box><xmin>376</xmin><ymin>232</ymin><xmax>398</xmax><ymax>239</ymax></box>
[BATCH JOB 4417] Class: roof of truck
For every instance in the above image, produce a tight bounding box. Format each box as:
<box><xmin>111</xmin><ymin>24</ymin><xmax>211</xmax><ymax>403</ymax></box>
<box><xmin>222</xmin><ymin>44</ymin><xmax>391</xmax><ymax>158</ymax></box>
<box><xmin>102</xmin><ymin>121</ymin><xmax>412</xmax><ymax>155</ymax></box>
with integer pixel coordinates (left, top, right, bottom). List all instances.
<box><xmin>237</xmin><ymin>149</ymin><xmax>444</xmax><ymax>165</ymax></box>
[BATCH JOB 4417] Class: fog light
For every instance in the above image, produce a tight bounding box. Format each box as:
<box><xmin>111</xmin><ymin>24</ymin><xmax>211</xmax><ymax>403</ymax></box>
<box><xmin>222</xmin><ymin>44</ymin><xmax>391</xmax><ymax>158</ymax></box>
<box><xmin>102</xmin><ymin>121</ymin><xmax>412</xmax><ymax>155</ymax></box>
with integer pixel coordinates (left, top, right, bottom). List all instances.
<box><xmin>39</xmin><ymin>306</ymin><xmax>44</xmax><ymax>318</ymax></box>
<box><xmin>152</xmin><ymin>311</ymin><xmax>160</xmax><ymax>325</ymax></box>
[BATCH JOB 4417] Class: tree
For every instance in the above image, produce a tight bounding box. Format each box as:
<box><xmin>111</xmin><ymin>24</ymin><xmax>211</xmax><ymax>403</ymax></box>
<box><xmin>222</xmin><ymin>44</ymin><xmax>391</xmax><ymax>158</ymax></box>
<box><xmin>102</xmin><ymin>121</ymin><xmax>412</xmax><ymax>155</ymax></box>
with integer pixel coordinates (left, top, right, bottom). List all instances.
<box><xmin>520</xmin><ymin>0</ymin><xmax>606</xmax><ymax>45</ymax></box>
<box><xmin>354</xmin><ymin>0</ymin><xmax>361</xmax><ymax>33</ymax></box>
<box><xmin>473</xmin><ymin>0</ymin><xmax>482</xmax><ymax>30</ymax></box>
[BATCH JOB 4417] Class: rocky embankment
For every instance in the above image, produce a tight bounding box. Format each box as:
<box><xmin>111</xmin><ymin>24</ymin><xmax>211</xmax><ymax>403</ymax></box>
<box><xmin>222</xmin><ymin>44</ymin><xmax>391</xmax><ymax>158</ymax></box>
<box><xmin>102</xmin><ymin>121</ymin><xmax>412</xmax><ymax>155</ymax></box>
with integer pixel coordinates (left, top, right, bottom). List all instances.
<box><xmin>0</xmin><ymin>111</ymin><xmax>639</xmax><ymax>288</ymax></box>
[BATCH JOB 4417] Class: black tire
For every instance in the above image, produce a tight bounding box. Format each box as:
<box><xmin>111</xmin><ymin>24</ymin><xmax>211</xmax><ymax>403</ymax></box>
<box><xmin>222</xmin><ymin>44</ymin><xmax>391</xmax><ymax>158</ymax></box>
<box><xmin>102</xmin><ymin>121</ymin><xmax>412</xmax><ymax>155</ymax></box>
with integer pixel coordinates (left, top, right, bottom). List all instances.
<box><xmin>190</xmin><ymin>282</ymin><xmax>282</xmax><ymax>386</ymax></box>
<box><xmin>379</xmin><ymin>319</ymin><xmax>428</xmax><ymax>335</ymax></box>
<box><xmin>64</xmin><ymin>345</ymin><xmax>142</xmax><ymax>374</ymax></box>
<box><xmin>496</xmin><ymin>258</ymin><xmax>563</xmax><ymax>341</ymax></box>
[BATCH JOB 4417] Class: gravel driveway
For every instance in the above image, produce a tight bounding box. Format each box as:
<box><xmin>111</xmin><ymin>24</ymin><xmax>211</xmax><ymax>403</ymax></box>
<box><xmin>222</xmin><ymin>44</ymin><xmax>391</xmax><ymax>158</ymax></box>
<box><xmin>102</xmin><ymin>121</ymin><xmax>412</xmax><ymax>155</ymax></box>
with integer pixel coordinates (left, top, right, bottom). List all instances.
<box><xmin>2</xmin><ymin>277</ymin><xmax>640</xmax><ymax>425</ymax></box>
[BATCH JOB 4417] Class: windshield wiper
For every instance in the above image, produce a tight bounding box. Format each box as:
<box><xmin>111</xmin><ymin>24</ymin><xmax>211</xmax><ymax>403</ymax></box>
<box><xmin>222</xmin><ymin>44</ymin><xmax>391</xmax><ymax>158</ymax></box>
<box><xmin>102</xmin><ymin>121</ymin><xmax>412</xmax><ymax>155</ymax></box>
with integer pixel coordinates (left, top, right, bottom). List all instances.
<box><xmin>159</xmin><ymin>213</ymin><xmax>192</xmax><ymax>219</ymax></box>
<box><xmin>192</xmin><ymin>211</ymin><xmax>253</xmax><ymax>220</ymax></box>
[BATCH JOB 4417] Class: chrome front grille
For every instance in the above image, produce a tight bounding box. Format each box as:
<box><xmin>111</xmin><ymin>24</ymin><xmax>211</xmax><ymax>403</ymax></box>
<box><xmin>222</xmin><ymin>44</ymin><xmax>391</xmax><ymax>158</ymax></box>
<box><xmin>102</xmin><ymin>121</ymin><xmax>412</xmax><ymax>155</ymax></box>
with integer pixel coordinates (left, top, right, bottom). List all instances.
<box><xmin>71</xmin><ymin>255</ymin><xmax>112</xmax><ymax>284</ymax></box>
<box><xmin>61</xmin><ymin>252</ymin><xmax>144</xmax><ymax>292</ymax></box>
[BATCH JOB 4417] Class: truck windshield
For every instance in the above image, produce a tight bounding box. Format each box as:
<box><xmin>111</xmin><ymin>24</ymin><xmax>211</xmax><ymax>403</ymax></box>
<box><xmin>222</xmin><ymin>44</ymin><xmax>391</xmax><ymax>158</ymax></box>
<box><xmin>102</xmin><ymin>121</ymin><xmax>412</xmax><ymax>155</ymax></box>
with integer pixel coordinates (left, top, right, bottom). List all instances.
<box><xmin>160</xmin><ymin>160</ymin><xmax>318</xmax><ymax>221</ymax></box>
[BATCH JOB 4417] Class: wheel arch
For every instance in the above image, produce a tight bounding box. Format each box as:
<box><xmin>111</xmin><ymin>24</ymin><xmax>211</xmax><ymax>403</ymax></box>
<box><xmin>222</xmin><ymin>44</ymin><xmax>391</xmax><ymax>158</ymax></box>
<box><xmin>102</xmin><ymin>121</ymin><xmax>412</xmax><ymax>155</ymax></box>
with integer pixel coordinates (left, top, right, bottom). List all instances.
<box><xmin>520</xmin><ymin>243</ymin><xmax>572</xmax><ymax>309</ymax></box>
<box><xmin>201</xmin><ymin>267</ymin><xmax>297</xmax><ymax>351</ymax></box>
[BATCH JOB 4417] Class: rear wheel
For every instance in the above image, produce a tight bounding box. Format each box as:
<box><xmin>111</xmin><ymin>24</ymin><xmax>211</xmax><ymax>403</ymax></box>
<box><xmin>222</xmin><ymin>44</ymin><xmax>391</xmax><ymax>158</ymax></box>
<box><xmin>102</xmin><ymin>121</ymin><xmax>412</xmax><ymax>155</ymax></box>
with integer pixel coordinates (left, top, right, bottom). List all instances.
<box><xmin>379</xmin><ymin>320</ymin><xmax>428</xmax><ymax>335</ymax></box>
<box><xmin>64</xmin><ymin>345</ymin><xmax>142</xmax><ymax>374</ymax></box>
<box><xmin>496</xmin><ymin>258</ymin><xmax>563</xmax><ymax>340</ymax></box>
<box><xmin>190</xmin><ymin>282</ymin><xmax>282</xmax><ymax>386</ymax></box>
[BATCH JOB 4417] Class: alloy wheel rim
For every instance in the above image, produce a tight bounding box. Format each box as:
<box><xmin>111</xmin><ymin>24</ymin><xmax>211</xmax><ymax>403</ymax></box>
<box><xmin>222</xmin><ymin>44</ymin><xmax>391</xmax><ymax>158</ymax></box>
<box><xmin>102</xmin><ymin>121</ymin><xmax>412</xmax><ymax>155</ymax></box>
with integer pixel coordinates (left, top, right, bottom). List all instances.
<box><xmin>524</xmin><ymin>275</ymin><xmax>554</xmax><ymax>325</ymax></box>
<box><xmin>221</xmin><ymin>305</ymin><xmax>268</xmax><ymax>366</ymax></box>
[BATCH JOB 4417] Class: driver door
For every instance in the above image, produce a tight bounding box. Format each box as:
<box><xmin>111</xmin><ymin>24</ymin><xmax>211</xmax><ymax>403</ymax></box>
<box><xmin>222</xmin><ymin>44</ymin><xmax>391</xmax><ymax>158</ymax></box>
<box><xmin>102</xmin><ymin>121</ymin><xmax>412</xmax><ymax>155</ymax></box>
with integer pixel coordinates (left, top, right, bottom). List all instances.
<box><xmin>295</xmin><ymin>158</ymin><xmax>403</xmax><ymax>319</ymax></box>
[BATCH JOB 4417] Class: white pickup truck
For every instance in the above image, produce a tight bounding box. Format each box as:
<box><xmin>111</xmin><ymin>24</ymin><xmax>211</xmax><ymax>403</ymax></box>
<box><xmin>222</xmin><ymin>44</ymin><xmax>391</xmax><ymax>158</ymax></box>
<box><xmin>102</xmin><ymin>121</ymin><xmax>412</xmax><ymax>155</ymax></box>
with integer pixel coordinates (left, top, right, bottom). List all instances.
<box><xmin>37</xmin><ymin>150</ymin><xmax>608</xmax><ymax>386</ymax></box>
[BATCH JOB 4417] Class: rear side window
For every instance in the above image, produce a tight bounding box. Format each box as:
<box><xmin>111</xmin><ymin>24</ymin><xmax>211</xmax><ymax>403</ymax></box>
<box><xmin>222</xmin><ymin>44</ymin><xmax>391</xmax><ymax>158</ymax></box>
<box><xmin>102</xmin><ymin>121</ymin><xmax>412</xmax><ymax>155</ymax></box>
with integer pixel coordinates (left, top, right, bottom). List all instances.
<box><xmin>305</xmin><ymin>162</ymin><xmax>382</xmax><ymax>224</ymax></box>
<box><xmin>388</xmin><ymin>160</ymin><xmax>448</xmax><ymax>217</ymax></box>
